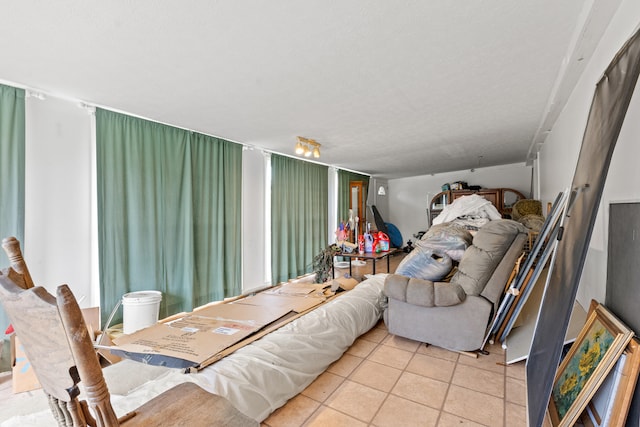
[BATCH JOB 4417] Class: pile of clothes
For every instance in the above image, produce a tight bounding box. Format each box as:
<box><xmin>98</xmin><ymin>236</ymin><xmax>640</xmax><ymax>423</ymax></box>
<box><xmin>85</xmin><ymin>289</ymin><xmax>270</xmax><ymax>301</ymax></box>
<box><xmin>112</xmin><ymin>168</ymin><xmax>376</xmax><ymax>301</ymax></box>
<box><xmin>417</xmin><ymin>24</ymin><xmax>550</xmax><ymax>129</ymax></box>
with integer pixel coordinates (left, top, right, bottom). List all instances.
<box><xmin>432</xmin><ymin>194</ymin><xmax>502</xmax><ymax>230</ymax></box>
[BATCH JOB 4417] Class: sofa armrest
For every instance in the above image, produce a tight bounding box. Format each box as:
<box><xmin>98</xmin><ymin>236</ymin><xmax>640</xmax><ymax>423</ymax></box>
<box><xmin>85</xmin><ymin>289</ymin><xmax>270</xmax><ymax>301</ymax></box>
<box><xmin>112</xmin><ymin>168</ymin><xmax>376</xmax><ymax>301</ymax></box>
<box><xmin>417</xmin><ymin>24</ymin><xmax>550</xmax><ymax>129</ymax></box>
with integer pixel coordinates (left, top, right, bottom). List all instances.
<box><xmin>384</xmin><ymin>274</ymin><xmax>466</xmax><ymax>307</ymax></box>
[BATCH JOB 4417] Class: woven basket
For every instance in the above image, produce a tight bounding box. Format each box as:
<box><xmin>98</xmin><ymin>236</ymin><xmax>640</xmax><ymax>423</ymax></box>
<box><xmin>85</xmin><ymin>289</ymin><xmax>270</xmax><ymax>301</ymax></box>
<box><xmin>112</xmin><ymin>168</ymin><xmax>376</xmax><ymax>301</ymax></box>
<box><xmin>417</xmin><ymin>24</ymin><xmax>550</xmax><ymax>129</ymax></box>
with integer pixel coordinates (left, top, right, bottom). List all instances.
<box><xmin>511</xmin><ymin>199</ymin><xmax>542</xmax><ymax>221</ymax></box>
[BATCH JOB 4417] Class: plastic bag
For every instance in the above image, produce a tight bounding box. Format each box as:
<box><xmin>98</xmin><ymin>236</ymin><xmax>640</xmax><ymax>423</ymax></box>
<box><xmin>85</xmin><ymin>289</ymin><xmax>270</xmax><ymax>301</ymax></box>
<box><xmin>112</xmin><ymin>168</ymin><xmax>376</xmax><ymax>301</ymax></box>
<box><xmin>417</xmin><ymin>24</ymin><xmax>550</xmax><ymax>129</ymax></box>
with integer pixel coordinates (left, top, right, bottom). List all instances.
<box><xmin>395</xmin><ymin>247</ymin><xmax>453</xmax><ymax>281</ymax></box>
<box><xmin>419</xmin><ymin>222</ymin><xmax>473</xmax><ymax>261</ymax></box>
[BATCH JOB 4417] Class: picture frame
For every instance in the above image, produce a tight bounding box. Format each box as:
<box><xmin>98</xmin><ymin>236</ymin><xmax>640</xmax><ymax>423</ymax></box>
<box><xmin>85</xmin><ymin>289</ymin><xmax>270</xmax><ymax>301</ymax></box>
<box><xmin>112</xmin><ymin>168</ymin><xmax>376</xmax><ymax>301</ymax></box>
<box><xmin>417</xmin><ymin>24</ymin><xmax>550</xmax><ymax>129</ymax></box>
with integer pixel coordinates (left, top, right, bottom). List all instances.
<box><xmin>548</xmin><ymin>303</ymin><xmax>634</xmax><ymax>426</ymax></box>
<box><xmin>582</xmin><ymin>338</ymin><xmax>640</xmax><ymax>427</ymax></box>
<box><xmin>581</xmin><ymin>300</ymin><xmax>640</xmax><ymax>427</ymax></box>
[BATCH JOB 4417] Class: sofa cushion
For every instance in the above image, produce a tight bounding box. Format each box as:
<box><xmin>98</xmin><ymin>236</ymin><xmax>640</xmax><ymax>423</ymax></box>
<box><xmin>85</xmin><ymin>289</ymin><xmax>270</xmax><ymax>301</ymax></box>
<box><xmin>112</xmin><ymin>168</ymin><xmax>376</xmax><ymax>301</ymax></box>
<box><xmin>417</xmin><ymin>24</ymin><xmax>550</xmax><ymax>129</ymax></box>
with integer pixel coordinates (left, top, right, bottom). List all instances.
<box><xmin>384</xmin><ymin>274</ymin><xmax>466</xmax><ymax>307</ymax></box>
<box><xmin>450</xmin><ymin>220</ymin><xmax>527</xmax><ymax>296</ymax></box>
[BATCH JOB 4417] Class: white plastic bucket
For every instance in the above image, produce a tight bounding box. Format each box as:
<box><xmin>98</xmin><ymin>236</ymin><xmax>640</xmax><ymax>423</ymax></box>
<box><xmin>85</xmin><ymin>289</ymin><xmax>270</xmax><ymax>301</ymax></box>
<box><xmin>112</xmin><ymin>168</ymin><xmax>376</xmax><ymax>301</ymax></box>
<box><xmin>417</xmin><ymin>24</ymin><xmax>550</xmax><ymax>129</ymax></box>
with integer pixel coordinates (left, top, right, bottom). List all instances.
<box><xmin>122</xmin><ymin>290</ymin><xmax>162</xmax><ymax>334</ymax></box>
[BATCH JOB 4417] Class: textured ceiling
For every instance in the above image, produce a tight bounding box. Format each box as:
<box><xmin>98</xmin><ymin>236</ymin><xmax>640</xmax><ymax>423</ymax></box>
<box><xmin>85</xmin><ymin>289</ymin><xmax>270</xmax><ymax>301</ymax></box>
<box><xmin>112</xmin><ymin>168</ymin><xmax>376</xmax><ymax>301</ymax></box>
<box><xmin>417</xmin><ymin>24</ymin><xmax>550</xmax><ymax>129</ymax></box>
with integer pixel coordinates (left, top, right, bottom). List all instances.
<box><xmin>0</xmin><ymin>1</ymin><xmax>622</xmax><ymax>178</ymax></box>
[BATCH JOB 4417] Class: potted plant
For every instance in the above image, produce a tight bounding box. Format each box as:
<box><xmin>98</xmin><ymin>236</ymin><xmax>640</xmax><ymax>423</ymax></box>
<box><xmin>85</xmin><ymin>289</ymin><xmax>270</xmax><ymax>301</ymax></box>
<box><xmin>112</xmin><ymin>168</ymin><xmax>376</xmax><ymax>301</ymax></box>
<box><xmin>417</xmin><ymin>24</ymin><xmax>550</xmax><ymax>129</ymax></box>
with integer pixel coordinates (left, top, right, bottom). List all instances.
<box><xmin>312</xmin><ymin>244</ymin><xmax>341</xmax><ymax>284</ymax></box>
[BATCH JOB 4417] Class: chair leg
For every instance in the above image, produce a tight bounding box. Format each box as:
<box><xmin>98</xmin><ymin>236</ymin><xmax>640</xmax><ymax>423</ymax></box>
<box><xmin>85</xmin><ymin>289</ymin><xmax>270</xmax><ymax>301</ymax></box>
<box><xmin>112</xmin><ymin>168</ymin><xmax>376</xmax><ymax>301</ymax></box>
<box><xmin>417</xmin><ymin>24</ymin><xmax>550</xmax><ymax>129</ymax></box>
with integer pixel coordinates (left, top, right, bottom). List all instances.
<box><xmin>65</xmin><ymin>398</ymin><xmax>89</xmax><ymax>427</ymax></box>
<box><xmin>47</xmin><ymin>393</ymin><xmax>91</xmax><ymax>427</ymax></box>
<box><xmin>47</xmin><ymin>394</ymin><xmax>68</xmax><ymax>427</ymax></box>
<box><xmin>79</xmin><ymin>400</ymin><xmax>98</xmax><ymax>427</ymax></box>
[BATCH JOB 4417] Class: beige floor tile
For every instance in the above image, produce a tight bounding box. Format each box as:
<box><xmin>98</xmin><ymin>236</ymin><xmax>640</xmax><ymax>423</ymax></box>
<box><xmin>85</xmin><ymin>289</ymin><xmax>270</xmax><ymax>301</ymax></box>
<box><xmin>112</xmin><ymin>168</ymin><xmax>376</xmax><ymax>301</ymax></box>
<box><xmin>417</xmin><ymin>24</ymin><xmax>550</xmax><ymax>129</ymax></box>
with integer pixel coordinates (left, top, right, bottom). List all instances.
<box><xmin>417</xmin><ymin>344</ymin><xmax>460</xmax><ymax>362</ymax></box>
<box><xmin>452</xmin><ymin>363</ymin><xmax>504</xmax><ymax>398</ymax></box>
<box><xmin>372</xmin><ymin>394</ymin><xmax>440</xmax><ymax>427</ymax></box>
<box><xmin>375</xmin><ymin>320</ymin><xmax>388</xmax><ymax>331</ymax></box>
<box><xmin>326</xmin><ymin>353</ymin><xmax>363</xmax><ymax>377</ymax></box>
<box><xmin>443</xmin><ymin>385</ymin><xmax>504</xmax><ymax>427</ymax></box>
<box><xmin>437</xmin><ymin>412</ymin><xmax>485</xmax><ymax>426</ymax></box>
<box><xmin>383</xmin><ymin>334</ymin><xmax>421</xmax><ymax>353</ymax></box>
<box><xmin>264</xmin><ymin>394</ymin><xmax>320</xmax><ymax>427</ymax></box>
<box><xmin>457</xmin><ymin>348</ymin><xmax>506</xmax><ymax>375</ymax></box>
<box><xmin>346</xmin><ymin>338</ymin><xmax>378</xmax><ymax>358</ymax></box>
<box><xmin>484</xmin><ymin>341</ymin><xmax>506</xmax><ymax>355</ymax></box>
<box><xmin>368</xmin><ymin>344</ymin><xmax>414</xmax><ymax>370</ymax></box>
<box><xmin>303</xmin><ymin>406</ymin><xmax>367</xmax><ymax>427</ymax></box>
<box><xmin>506</xmin><ymin>360</ymin><xmax>526</xmax><ymax>380</ymax></box>
<box><xmin>350</xmin><ymin>360</ymin><xmax>402</xmax><ymax>392</ymax></box>
<box><xmin>406</xmin><ymin>353</ymin><xmax>456</xmax><ymax>383</ymax></box>
<box><xmin>392</xmin><ymin>371</ymin><xmax>449</xmax><ymax>409</ymax></box>
<box><xmin>325</xmin><ymin>380</ymin><xmax>387</xmax><ymax>423</ymax></box>
<box><xmin>301</xmin><ymin>371</ymin><xmax>345</xmax><ymax>402</ymax></box>
<box><xmin>505</xmin><ymin>402</ymin><xmax>527</xmax><ymax>426</ymax></box>
<box><xmin>360</xmin><ymin>326</ymin><xmax>389</xmax><ymax>343</ymax></box>
<box><xmin>506</xmin><ymin>376</ymin><xmax>526</xmax><ymax>406</ymax></box>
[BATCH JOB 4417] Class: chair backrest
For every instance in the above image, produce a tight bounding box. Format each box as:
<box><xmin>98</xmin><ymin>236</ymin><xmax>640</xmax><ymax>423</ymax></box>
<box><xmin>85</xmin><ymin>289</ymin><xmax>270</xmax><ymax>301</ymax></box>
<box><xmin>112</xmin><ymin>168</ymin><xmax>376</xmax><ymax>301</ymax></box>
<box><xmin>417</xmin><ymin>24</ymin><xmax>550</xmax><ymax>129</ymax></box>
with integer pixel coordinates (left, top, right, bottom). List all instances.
<box><xmin>0</xmin><ymin>270</ymin><xmax>79</xmax><ymax>402</ymax></box>
<box><xmin>0</xmin><ymin>237</ymin><xmax>119</xmax><ymax>427</ymax></box>
<box><xmin>1</xmin><ymin>236</ymin><xmax>35</xmax><ymax>289</ymax></box>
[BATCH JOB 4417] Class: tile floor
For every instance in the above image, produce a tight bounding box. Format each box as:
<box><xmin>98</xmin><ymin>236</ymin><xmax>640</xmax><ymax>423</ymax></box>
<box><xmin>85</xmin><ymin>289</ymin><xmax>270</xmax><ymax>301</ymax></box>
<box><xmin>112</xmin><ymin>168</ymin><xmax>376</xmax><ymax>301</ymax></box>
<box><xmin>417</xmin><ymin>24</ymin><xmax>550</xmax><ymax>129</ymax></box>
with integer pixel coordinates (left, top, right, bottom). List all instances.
<box><xmin>262</xmin><ymin>320</ymin><xmax>528</xmax><ymax>427</ymax></box>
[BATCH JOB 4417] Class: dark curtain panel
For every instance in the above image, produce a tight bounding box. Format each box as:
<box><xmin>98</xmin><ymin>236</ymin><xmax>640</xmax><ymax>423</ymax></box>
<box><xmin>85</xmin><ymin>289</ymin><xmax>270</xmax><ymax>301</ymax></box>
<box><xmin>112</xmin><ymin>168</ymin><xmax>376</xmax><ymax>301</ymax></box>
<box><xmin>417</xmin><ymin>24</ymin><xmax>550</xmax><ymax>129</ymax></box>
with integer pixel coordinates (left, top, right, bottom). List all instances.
<box><xmin>271</xmin><ymin>155</ymin><xmax>328</xmax><ymax>284</ymax></box>
<box><xmin>527</xmin><ymin>27</ymin><xmax>640</xmax><ymax>427</ymax></box>
<box><xmin>0</xmin><ymin>84</ymin><xmax>25</xmax><ymax>333</ymax></box>
<box><xmin>96</xmin><ymin>109</ymin><xmax>242</xmax><ymax>325</ymax></box>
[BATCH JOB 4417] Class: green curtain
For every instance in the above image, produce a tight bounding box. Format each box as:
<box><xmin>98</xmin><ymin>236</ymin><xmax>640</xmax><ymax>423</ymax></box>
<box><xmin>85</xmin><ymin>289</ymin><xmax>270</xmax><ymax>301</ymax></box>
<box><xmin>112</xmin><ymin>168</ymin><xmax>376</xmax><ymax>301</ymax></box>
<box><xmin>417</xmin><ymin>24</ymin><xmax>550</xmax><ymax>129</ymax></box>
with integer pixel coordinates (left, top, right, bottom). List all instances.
<box><xmin>337</xmin><ymin>169</ymin><xmax>369</xmax><ymax>226</ymax></box>
<box><xmin>96</xmin><ymin>109</ymin><xmax>242</xmax><ymax>325</ymax></box>
<box><xmin>271</xmin><ymin>155</ymin><xmax>328</xmax><ymax>284</ymax></box>
<box><xmin>0</xmin><ymin>84</ymin><xmax>25</xmax><ymax>334</ymax></box>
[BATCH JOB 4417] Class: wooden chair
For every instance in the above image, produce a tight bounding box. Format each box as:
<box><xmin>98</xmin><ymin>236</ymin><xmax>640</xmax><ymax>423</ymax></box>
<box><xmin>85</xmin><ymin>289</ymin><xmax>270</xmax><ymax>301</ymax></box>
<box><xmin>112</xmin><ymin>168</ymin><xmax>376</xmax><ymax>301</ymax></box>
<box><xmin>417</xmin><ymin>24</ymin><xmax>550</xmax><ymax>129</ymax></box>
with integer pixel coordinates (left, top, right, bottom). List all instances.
<box><xmin>0</xmin><ymin>237</ymin><xmax>258</xmax><ymax>427</ymax></box>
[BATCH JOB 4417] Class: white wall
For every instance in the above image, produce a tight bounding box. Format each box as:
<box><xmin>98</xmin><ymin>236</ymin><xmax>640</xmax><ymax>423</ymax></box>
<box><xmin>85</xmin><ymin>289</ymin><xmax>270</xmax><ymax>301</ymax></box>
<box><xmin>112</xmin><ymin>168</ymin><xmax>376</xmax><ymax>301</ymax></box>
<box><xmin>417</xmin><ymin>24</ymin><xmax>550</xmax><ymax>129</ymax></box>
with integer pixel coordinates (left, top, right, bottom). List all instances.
<box><xmin>387</xmin><ymin>163</ymin><xmax>533</xmax><ymax>245</ymax></box>
<box><xmin>538</xmin><ymin>0</ymin><xmax>640</xmax><ymax>308</ymax></box>
<box><xmin>367</xmin><ymin>177</ymin><xmax>389</xmax><ymax>231</ymax></box>
<box><xmin>242</xmin><ymin>148</ymin><xmax>267</xmax><ymax>290</ymax></box>
<box><xmin>24</xmin><ymin>96</ymin><xmax>95</xmax><ymax>306</ymax></box>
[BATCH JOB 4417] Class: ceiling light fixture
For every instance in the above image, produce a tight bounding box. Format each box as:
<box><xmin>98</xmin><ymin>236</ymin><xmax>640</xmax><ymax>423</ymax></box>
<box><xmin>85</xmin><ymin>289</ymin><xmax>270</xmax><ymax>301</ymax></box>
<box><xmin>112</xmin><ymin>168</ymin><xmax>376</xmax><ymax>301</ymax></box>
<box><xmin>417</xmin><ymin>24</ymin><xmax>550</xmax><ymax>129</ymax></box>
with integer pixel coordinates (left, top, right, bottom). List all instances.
<box><xmin>295</xmin><ymin>136</ymin><xmax>321</xmax><ymax>159</ymax></box>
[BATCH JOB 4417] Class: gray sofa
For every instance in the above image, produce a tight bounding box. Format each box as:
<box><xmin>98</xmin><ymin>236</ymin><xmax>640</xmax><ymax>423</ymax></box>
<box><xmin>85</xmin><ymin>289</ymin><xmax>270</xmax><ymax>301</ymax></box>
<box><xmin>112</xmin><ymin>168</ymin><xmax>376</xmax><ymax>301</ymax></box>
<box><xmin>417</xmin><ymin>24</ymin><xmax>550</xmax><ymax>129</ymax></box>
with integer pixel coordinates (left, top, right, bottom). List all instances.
<box><xmin>383</xmin><ymin>220</ymin><xmax>527</xmax><ymax>351</ymax></box>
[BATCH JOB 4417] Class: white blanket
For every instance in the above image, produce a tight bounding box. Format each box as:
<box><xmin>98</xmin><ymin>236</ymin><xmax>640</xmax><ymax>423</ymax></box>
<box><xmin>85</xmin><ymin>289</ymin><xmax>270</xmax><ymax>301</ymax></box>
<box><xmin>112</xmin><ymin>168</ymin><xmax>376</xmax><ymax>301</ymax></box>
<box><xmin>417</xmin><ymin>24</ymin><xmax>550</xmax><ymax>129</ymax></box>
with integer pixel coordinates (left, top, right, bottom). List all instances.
<box><xmin>432</xmin><ymin>194</ymin><xmax>502</xmax><ymax>225</ymax></box>
<box><xmin>0</xmin><ymin>275</ymin><xmax>387</xmax><ymax>425</ymax></box>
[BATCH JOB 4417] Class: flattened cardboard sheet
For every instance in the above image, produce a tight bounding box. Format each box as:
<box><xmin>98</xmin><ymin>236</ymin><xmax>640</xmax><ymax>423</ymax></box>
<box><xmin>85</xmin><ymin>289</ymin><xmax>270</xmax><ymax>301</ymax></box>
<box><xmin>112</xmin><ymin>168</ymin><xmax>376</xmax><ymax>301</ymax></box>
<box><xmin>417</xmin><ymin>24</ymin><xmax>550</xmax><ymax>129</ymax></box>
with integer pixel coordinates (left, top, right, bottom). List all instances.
<box><xmin>263</xmin><ymin>281</ymin><xmax>327</xmax><ymax>296</ymax></box>
<box><xmin>111</xmin><ymin>280</ymin><xmax>335</xmax><ymax>367</ymax></box>
<box><xmin>113</xmin><ymin>304</ymin><xmax>292</xmax><ymax>364</ymax></box>
<box><xmin>193</xmin><ymin>300</ymin><xmax>292</xmax><ymax>322</ymax></box>
<box><xmin>233</xmin><ymin>292</ymin><xmax>325</xmax><ymax>313</ymax></box>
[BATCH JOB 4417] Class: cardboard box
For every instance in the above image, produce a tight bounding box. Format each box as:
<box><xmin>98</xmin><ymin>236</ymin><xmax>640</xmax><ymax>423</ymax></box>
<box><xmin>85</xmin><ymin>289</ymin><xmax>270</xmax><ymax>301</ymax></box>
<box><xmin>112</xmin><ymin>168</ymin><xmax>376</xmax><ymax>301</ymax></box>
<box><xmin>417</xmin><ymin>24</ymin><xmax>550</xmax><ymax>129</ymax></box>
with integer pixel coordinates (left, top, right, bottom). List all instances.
<box><xmin>81</xmin><ymin>306</ymin><xmax>100</xmax><ymax>339</ymax></box>
<box><xmin>81</xmin><ymin>306</ymin><xmax>122</xmax><ymax>365</ymax></box>
<box><xmin>11</xmin><ymin>334</ymin><xmax>41</xmax><ymax>393</ymax></box>
<box><xmin>96</xmin><ymin>331</ymin><xmax>122</xmax><ymax>365</ymax></box>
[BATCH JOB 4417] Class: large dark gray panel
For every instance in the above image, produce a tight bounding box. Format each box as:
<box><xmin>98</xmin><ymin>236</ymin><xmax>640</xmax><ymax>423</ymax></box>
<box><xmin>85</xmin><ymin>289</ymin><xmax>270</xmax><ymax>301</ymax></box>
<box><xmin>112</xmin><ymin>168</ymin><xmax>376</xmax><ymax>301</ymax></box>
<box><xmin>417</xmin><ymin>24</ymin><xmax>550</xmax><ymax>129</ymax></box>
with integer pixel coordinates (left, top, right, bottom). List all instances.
<box><xmin>606</xmin><ymin>202</ymin><xmax>640</xmax><ymax>426</ymax></box>
<box><xmin>527</xmin><ymin>28</ymin><xmax>640</xmax><ymax>427</ymax></box>
<box><xmin>607</xmin><ymin>202</ymin><xmax>640</xmax><ymax>330</ymax></box>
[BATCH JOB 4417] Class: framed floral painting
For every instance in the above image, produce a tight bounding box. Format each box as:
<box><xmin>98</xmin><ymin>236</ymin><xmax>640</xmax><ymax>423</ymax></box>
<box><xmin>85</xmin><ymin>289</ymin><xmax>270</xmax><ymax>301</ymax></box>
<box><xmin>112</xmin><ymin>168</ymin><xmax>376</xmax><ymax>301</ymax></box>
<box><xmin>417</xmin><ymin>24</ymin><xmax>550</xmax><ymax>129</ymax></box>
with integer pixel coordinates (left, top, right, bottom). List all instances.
<box><xmin>582</xmin><ymin>338</ymin><xmax>640</xmax><ymax>426</ymax></box>
<box><xmin>549</xmin><ymin>303</ymin><xmax>633</xmax><ymax>426</ymax></box>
